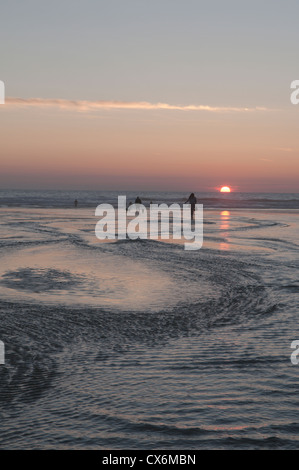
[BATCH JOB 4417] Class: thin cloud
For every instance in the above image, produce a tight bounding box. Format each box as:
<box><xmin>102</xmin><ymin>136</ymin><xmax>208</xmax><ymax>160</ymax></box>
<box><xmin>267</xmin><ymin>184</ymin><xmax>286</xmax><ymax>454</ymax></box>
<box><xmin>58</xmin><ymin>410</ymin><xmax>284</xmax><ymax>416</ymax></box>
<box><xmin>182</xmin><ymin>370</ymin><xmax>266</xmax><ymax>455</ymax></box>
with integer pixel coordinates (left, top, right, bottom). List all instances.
<box><xmin>276</xmin><ymin>147</ymin><xmax>294</xmax><ymax>152</ymax></box>
<box><xmin>5</xmin><ymin>97</ymin><xmax>268</xmax><ymax>113</ymax></box>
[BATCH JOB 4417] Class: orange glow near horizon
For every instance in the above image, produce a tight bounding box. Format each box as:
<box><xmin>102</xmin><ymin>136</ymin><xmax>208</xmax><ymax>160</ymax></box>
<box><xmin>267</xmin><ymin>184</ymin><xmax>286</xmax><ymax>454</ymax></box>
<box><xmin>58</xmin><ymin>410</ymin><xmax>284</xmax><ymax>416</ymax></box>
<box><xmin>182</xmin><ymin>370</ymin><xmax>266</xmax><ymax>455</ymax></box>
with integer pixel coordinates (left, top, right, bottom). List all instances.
<box><xmin>1</xmin><ymin>103</ymin><xmax>299</xmax><ymax>192</ymax></box>
<box><xmin>220</xmin><ymin>186</ymin><xmax>231</xmax><ymax>193</ymax></box>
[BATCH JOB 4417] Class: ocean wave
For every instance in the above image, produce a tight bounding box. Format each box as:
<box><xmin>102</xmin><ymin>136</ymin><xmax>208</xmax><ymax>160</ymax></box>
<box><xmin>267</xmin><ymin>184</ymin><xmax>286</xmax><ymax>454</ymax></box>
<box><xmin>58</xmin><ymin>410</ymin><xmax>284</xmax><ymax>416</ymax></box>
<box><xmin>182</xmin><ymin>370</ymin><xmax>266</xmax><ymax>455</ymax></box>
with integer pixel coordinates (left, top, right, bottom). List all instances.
<box><xmin>1</xmin><ymin>190</ymin><xmax>299</xmax><ymax>209</ymax></box>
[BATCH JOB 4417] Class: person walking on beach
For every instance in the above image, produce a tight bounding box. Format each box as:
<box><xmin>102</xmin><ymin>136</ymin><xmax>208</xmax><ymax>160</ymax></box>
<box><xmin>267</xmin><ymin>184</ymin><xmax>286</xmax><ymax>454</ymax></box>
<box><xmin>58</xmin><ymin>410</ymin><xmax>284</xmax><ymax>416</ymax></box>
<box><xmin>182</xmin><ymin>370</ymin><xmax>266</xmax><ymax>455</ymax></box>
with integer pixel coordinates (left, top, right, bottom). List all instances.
<box><xmin>185</xmin><ymin>193</ymin><xmax>197</xmax><ymax>219</ymax></box>
<box><xmin>134</xmin><ymin>196</ymin><xmax>144</xmax><ymax>214</ymax></box>
<box><xmin>74</xmin><ymin>199</ymin><xmax>78</xmax><ymax>208</ymax></box>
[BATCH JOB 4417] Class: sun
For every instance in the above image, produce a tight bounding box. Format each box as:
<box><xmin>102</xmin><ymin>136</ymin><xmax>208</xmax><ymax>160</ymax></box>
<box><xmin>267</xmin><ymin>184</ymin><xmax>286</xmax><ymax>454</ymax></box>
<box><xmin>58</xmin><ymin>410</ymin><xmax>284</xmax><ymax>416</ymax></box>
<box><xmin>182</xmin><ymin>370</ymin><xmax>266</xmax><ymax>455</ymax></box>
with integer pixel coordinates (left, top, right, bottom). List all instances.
<box><xmin>220</xmin><ymin>186</ymin><xmax>231</xmax><ymax>193</ymax></box>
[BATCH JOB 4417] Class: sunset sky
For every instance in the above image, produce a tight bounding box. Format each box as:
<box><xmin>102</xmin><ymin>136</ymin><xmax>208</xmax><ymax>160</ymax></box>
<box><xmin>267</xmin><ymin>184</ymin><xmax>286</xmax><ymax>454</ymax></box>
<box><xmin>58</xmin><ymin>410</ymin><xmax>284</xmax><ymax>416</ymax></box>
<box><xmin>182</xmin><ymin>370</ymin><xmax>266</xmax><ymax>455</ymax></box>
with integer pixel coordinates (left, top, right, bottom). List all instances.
<box><xmin>1</xmin><ymin>0</ymin><xmax>299</xmax><ymax>192</ymax></box>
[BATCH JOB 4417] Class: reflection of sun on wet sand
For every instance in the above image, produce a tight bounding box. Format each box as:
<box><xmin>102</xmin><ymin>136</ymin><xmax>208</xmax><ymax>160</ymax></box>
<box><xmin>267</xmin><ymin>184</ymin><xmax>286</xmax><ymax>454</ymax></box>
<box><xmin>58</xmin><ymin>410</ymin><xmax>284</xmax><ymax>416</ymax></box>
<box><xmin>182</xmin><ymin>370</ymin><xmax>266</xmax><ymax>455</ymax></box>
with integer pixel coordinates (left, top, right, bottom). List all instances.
<box><xmin>201</xmin><ymin>210</ymin><xmax>278</xmax><ymax>253</ymax></box>
<box><xmin>1</xmin><ymin>200</ymin><xmax>299</xmax><ymax>450</ymax></box>
<box><xmin>220</xmin><ymin>210</ymin><xmax>230</xmax><ymax>251</ymax></box>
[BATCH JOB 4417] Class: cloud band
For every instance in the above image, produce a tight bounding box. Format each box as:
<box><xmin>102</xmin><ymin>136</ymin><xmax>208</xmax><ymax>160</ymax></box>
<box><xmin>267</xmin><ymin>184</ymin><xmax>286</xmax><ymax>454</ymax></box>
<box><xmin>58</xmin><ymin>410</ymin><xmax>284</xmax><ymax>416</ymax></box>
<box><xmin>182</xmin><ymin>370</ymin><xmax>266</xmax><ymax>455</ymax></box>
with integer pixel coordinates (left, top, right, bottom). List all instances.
<box><xmin>5</xmin><ymin>97</ymin><xmax>267</xmax><ymax>113</ymax></box>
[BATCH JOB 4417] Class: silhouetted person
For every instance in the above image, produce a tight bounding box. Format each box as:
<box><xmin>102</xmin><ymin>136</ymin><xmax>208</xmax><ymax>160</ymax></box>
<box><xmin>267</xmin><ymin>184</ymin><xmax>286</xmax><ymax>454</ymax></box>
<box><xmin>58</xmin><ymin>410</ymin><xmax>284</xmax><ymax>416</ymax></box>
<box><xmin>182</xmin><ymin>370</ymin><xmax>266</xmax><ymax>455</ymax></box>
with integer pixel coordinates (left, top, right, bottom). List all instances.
<box><xmin>74</xmin><ymin>199</ymin><xmax>78</xmax><ymax>208</ymax></box>
<box><xmin>185</xmin><ymin>193</ymin><xmax>197</xmax><ymax>219</ymax></box>
<box><xmin>135</xmin><ymin>196</ymin><xmax>142</xmax><ymax>204</ymax></box>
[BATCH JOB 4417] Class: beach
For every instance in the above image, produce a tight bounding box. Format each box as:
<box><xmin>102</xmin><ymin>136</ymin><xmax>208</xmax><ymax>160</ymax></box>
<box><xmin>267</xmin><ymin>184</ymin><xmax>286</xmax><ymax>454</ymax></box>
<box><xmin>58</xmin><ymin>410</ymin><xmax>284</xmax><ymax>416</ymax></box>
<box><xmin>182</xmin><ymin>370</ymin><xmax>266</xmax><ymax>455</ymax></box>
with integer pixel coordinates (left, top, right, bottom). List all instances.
<box><xmin>0</xmin><ymin>191</ymin><xmax>299</xmax><ymax>449</ymax></box>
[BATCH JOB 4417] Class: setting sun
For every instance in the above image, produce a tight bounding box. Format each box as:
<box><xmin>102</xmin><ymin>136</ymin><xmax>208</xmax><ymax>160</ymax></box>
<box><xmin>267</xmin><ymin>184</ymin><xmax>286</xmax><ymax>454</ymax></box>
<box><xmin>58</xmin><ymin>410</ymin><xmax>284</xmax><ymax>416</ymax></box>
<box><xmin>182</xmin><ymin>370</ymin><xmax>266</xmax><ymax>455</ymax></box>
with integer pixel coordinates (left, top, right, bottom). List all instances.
<box><xmin>220</xmin><ymin>186</ymin><xmax>231</xmax><ymax>193</ymax></box>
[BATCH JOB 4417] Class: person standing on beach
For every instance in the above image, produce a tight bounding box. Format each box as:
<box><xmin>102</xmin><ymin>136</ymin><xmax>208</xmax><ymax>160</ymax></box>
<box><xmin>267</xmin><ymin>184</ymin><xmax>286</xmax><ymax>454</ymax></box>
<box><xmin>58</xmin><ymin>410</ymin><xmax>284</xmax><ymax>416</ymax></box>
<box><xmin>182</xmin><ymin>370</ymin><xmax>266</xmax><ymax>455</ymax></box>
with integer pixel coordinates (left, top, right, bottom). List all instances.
<box><xmin>134</xmin><ymin>196</ymin><xmax>143</xmax><ymax>214</ymax></box>
<box><xmin>74</xmin><ymin>199</ymin><xmax>78</xmax><ymax>208</ymax></box>
<box><xmin>185</xmin><ymin>193</ymin><xmax>197</xmax><ymax>219</ymax></box>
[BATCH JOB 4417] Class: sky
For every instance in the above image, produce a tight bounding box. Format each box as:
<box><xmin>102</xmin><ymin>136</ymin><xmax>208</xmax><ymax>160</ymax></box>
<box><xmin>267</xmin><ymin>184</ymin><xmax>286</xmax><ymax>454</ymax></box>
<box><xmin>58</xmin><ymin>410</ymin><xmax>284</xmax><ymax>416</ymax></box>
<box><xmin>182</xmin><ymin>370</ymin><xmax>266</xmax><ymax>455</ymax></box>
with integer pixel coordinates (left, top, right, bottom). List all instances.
<box><xmin>0</xmin><ymin>0</ymin><xmax>299</xmax><ymax>192</ymax></box>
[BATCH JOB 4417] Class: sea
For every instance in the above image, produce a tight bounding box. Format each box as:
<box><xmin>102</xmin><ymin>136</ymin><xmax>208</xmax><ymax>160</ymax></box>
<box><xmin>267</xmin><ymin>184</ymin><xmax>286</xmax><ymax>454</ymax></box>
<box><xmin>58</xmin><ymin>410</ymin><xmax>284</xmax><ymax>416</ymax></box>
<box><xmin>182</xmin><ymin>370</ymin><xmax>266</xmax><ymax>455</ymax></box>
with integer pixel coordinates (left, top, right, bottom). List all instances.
<box><xmin>0</xmin><ymin>189</ymin><xmax>299</xmax><ymax>449</ymax></box>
